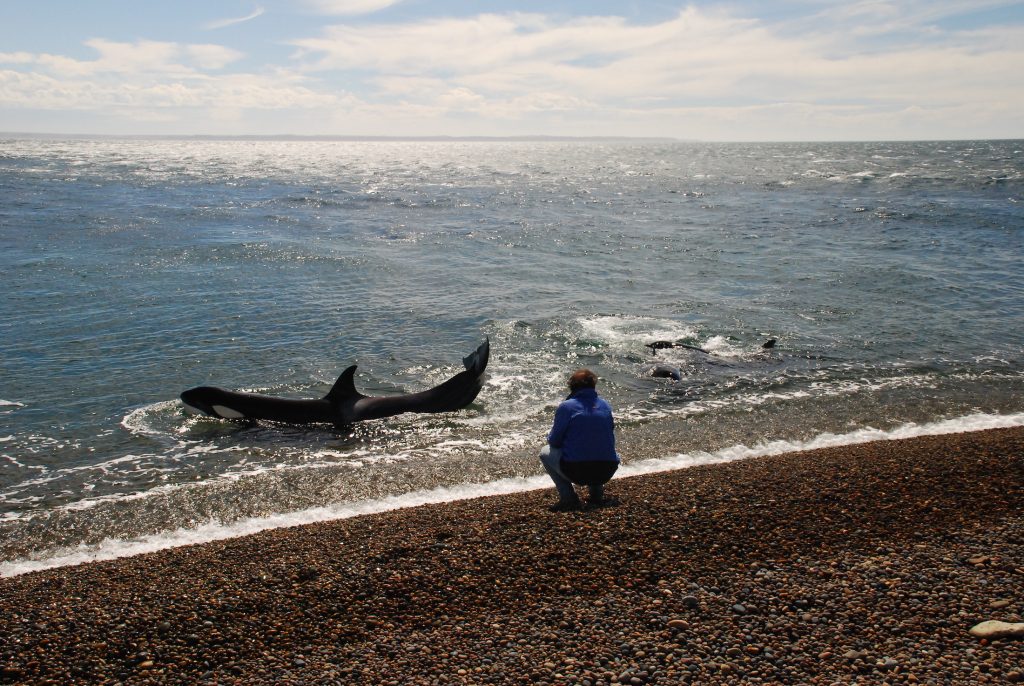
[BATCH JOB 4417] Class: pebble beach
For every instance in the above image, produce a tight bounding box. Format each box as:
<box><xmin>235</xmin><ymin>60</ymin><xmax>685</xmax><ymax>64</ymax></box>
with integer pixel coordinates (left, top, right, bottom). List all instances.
<box><xmin>2</xmin><ymin>427</ymin><xmax>1022</xmax><ymax>685</ymax></box>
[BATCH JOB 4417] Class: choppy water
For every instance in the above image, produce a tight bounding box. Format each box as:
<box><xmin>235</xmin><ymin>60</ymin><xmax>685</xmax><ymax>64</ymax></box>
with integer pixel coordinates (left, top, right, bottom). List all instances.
<box><xmin>2</xmin><ymin>137</ymin><xmax>1022</xmax><ymax>575</ymax></box>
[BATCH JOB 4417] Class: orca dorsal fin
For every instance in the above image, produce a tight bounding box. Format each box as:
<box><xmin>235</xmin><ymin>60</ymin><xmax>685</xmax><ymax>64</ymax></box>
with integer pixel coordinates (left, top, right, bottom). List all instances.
<box><xmin>325</xmin><ymin>365</ymin><xmax>363</xmax><ymax>403</ymax></box>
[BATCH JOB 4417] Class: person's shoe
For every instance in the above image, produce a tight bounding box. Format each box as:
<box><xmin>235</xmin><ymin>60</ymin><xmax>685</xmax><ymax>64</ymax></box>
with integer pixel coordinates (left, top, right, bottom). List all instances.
<box><xmin>548</xmin><ymin>498</ymin><xmax>582</xmax><ymax>512</ymax></box>
<box><xmin>584</xmin><ymin>495</ymin><xmax>620</xmax><ymax>510</ymax></box>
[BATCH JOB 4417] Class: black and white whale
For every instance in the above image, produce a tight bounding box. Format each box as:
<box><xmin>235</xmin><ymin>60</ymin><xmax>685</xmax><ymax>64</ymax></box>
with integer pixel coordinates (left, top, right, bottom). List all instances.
<box><xmin>181</xmin><ymin>338</ymin><xmax>489</xmax><ymax>426</ymax></box>
<box><xmin>646</xmin><ymin>338</ymin><xmax>776</xmax><ymax>355</ymax></box>
<box><xmin>646</xmin><ymin>338</ymin><xmax>776</xmax><ymax>381</ymax></box>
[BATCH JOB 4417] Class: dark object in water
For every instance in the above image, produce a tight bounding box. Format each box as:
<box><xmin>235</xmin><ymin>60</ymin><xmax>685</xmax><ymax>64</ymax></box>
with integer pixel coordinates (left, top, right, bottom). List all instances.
<box><xmin>181</xmin><ymin>339</ymin><xmax>490</xmax><ymax>427</ymax></box>
<box><xmin>651</xmin><ymin>364</ymin><xmax>683</xmax><ymax>381</ymax></box>
<box><xmin>645</xmin><ymin>338</ymin><xmax>777</xmax><ymax>356</ymax></box>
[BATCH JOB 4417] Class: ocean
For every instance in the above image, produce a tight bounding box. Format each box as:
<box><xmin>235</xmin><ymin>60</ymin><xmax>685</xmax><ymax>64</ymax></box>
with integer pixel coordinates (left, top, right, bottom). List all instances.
<box><xmin>1</xmin><ymin>137</ymin><xmax>1022</xmax><ymax>576</ymax></box>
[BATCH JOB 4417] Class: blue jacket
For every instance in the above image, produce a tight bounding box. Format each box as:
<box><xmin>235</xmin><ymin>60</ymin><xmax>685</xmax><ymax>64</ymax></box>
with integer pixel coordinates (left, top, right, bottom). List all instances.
<box><xmin>547</xmin><ymin>388</ymin><xmax>620</xmax><ymax>463</ymax></box>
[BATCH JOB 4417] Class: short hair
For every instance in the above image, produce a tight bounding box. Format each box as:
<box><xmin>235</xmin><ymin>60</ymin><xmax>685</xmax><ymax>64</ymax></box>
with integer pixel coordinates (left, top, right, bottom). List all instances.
<box><xmin>568</xmin><ymin>368</ymin><xmax>598</xmax><ymax>392</ymax></box>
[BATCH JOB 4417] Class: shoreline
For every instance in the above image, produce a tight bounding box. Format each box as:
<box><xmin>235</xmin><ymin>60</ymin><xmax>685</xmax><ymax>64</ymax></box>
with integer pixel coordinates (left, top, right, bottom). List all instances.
<box><xmin>6</xmin><ymin>412</ymin><xmax>1022</xmax><ymax>578</ymax></box>
<box><xmin>1</xmin><ymin>427</ymin><xmax>1022</xmax><ymax>684</ymax></box>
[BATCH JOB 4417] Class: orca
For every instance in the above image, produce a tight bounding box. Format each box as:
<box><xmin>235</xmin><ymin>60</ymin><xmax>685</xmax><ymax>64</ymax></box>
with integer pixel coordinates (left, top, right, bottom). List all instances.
<box><xmin>645</xmin><ymin>340</ymin><xmax>711</xmax><ymax>355</ymax></box>
<box><xmin>181</xmin><ymin>338</ymin><xmax>489</xmax><ymax>426</ymax></box>
<box><xmin>646</xmin><ymin>337</ymin><xmax>776</xmax><ymax>380</ymax></box>
<box><xmin>645</xmin><ymin>338</ymin><xmax>776</xmax><ymax>356</ymax></box>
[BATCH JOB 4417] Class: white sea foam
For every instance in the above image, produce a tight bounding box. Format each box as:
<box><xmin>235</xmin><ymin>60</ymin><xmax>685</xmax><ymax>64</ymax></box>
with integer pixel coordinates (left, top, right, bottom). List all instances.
<box><xmin>617</xmin><ymin>369</ymin><xmax>1020</xmax><ymax>424</ymax></box>
<box><xmin>2</xmin><ymin>411</ymin><xmax>1021</xmax><ymax>578</ymax></box>
<box><xmin>701</xmin><ymin>335</ymin><xmax>740</xmax><ymax>356</ymax></box>
<box><xmin>618</xmin><ymin>412</ymin><xmax>1024</xmax><ymax>478</ymax></box>
<box><xmin>121</xmin><ymin>400</ymin><xmax>182</xmax><ymax>437</ymax></box>
<box><xmin>579</xmin><ymin>315</ymin><xmax>695</xmax><ymax>348</ymax></box>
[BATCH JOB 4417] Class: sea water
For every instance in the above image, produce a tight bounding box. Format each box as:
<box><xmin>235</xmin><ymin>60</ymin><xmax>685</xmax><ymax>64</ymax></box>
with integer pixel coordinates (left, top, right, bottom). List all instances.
<box><xmin>1</xmin><ymin>137</ymin><xmax>1022</xmax><ymax>575</ymax></box>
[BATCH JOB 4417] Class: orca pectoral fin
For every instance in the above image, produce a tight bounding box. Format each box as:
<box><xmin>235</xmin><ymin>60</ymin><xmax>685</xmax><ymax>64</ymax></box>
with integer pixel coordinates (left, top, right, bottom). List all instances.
<box><xmin>324</xmin><ymin>365</ymin><xmax>364</xmax><ymax>403</ymax></box>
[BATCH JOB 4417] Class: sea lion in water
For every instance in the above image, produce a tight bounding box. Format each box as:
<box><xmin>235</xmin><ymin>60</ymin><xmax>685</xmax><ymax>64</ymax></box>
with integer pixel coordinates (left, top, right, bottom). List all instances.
<box><xmin>651</xmin><ymin>364</ymin><xmax>682</xmax><ymax>381</ymax></box>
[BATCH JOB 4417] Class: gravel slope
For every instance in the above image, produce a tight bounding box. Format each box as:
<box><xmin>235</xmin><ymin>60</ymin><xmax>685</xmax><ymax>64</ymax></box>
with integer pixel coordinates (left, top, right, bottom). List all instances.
<box><xmin>2</xmin><ymin>427</ymin><xmax>1022</xmax><ymax>685</ymax></box>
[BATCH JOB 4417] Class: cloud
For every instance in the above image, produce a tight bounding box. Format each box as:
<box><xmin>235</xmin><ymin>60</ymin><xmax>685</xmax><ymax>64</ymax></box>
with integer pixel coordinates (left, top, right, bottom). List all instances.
<box><xmin>288</xmin><ymin>6</ymin><xmax>1024</xmax><ymax>116</ymax></box>
<box><xmin>287</xmin><ymin>8</ymin><xmax>817</xmax><ymax>106</ymax></box>
<box><xmin>0</xmin><ymin>38</ymin><xmax>318</xmax><ymax>120</ymax></box>
<box><xmin>21</xmin><ymin>39</ymin><xmax>244</xmax><ymax>78</ymax></box>
<box><xmin>0</xmin><ymin>67</ymin><xmax>342</xmax><ymax>112</ymax></box>
<box><xmin>304</xmin><ymin>0</ymin><xmax>404</xmax><ymax>16</ymax></box>
<box><xmin>0</xmin><ymin>52</ymin><xmax>36</xmax><ymax>64</ymax></box>
<box><xmin>290</xmin><ymin>11</ymin><xmax>717</xmax><ymax>74</ymax></box>
<box><xmin>821</xmin><ymin>0</ymin><xmax>1020</xmax><ymax>32</ymax></box>
<box><xmin>186</xmin><ymin>44</ymin><xmax>245</xmax><ymax>70</ymax></box>
<box><xmin>202</xmin><ymin>7</ymin><xmax>265</xmax><ymax>31</ymax></box>
<box><xmin>1</xmin><ymin>4</ymin><xmax>1021</xmax><ymax>138</ymax></box>
<box><xmin>81</xmin><ymin>39</ymin><xmax>184</xmax><ymax>74</ymax></box>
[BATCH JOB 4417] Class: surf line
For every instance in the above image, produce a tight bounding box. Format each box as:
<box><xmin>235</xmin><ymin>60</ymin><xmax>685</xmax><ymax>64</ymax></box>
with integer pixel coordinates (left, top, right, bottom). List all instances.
<box><xmin>2</xmin><ymin>411</ymin><xmax>1021</xmax><ymax>578</ymax></box>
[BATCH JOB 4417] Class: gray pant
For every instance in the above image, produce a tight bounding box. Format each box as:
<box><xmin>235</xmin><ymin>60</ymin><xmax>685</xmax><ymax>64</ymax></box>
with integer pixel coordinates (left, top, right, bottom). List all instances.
<box><xmin>539</xmin><ymin>445</ymin><xmax>604</xmax><ymax>502</ymax></box>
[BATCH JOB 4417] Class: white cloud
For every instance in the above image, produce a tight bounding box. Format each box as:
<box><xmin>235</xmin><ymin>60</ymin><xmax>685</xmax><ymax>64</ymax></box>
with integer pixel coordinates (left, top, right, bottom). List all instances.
<box><xmin>1</xmin><ymin>4</ymin><xmax>1021</xmax><ymax>139</ymax></box>
<box><xmin>823</xmin><ymin>0</ymin><xmax>1020</xmax><ymax>32</ymax></box>
<box><xmin>202</xmin><ymin>7</ymin><xmax>265</xmax><ymax>31</ymax></box>
<box><xmin>304</xmin><ymin>0</ymin><xmax>404</xmax><ymax>16</ymax></box>
<box><xmin>186</xmin><ymin>44</ymin><xmax>245</xmax><ymax>70</ymax></box>
<box><xmin>288</xmin><ymin>8</ymin><xmax>819</xmax><ymax>103</ymax></box>
<box><xmin>288</xmin><ymin>6</ymin><xmax>1024</xmax><ymax>124</ymax></box>
<box><xmin>0</xmin><ymin>67</ymin><xmax>343</xmax><ymax>113</ymax></box>
<box><xmin>290</xmin><ymin>11</ymin><xmax>727</xmax><ymax>74</ymax></box>
<box><xmin>19</xmin><ymin>39</ymin><xmax>244</xmax><ymax>78</ymax></box>
<box><xmin>95</xmin><ymin>39</ymin><xmax>193</xmax><ymax>73</ymax></box>
<box><xmin>0</xmin><ymin>52</ymin><xmax>36</xmax><ymax>64</ymax></box>
<box><xmin>0</xmin><ymin>37</ymin><xmax>334</xmax><ymax>120</ymax></box>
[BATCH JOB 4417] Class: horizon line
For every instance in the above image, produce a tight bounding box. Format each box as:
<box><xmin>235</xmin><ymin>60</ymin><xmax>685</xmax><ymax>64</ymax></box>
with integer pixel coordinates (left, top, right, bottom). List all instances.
<box><xmin>0</xmin><ymin>132</ymin><xmax>683</xmax><ymax>143</ymax></box>
<box><xmin>2</xmin><ymin>132</ymin><xmax>1021</xmax><ymax>144</ymax></box>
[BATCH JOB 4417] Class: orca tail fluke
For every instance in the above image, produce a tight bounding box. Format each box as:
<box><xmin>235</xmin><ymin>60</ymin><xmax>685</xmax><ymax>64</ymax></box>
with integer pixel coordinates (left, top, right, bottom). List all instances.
<box><xmin>463</xmin><ymin>337</ymin><xmax>490</xmax><ymax>375</ymax></box>
<box><xmin>419</xmin><ymin>338</ymin><xmax>489</xmax><ymax>413</ymax></box>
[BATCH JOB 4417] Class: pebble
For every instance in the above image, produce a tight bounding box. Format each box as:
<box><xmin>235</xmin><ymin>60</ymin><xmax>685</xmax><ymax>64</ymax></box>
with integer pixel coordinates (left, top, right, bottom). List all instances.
<box><xmin>969</xmin><ymin>621</ymin><xmax>1024</xmax><ymax>639</ymax></box>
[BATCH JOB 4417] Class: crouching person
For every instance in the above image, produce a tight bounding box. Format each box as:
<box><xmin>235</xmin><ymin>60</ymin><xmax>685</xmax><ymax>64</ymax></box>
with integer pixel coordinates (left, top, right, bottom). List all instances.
<box><xmin>540</xmin><ymin>368</ymin><xmax>620</xmax><ymax>511</ymax></box>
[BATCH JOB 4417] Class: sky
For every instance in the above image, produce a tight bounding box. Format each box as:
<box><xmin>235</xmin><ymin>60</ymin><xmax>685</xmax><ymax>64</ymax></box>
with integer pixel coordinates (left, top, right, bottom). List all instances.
<box><xmin>1</xmin><ymin>0</ymin><xmax>1022</xmax><ymax>141</ymax></box>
